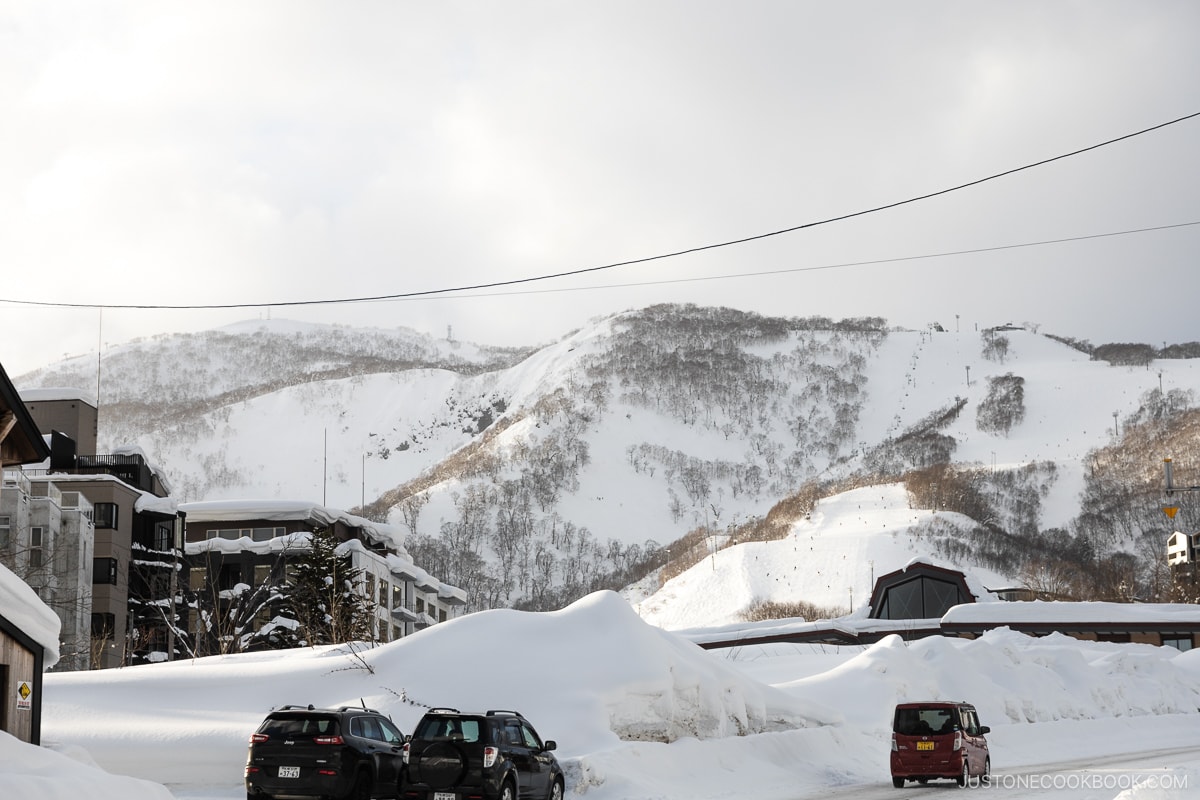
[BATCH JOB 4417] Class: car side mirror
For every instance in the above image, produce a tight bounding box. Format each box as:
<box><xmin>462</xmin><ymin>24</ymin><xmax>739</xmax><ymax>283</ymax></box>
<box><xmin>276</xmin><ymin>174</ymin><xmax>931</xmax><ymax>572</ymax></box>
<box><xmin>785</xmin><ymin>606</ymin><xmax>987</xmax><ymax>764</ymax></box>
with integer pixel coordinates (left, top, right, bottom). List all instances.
<box><xmin>542</xmin><ymin>740</ymin><xmax>557</xmax><ymax>752</ymax></box>
<box><xmin>978</xmin><ymin>726</ymin><xmax>990</xmax><ymax>735</ymax></box>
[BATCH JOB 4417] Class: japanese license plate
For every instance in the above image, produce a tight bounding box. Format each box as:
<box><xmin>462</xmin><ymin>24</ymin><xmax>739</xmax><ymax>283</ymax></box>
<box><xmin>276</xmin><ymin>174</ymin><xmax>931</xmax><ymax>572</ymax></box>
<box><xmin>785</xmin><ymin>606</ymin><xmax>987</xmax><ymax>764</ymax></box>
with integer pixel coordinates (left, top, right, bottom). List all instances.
<box><xmin>278</xmin><ymin>766</ymin><xmax>301</xmax><ymax>778</ymax></box>
<box><xmin>916</xmin><ymin>741</ymin><xmax>935</xmax><ymax>751</ymax></box>
<box><xmin>434</xmin><ymin>793</ymin><xmax>457</xmax><ymax>800</ymax></box>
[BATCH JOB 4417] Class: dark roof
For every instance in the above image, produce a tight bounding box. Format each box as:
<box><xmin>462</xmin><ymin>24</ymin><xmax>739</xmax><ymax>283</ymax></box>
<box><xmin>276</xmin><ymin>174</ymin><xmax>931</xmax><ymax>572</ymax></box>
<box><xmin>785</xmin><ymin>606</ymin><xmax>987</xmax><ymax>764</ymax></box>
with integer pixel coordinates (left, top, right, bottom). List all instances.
<box><xmin>0</xmin><ymin>361</ymin><xmax>51</xmax><ymax>467</ymax></box>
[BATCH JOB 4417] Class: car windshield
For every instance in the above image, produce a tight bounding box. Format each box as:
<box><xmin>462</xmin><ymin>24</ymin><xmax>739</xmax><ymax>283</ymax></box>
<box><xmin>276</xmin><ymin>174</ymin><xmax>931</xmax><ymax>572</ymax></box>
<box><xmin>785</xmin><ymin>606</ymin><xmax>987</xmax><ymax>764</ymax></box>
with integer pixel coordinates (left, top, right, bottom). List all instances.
<box><xmin>894</xmin><ymin>707</ymin><xmax>956</xmax><ymax>736</ymax></box>
<box><xmin>260</xmin><ymin>715</ymin><xmax>340</xmax><ymax>738</ymax></box>
<box><xmin>415</xmin><ymin>717</ymin><xmax>482</xmax><ymax>743</ymax></box>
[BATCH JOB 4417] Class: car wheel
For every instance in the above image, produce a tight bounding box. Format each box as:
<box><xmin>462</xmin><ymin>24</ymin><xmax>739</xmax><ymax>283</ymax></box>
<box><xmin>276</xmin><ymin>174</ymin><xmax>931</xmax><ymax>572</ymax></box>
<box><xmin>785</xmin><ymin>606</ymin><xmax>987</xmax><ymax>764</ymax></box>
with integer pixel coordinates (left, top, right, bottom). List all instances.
<box><xmin>499</xmin><ymin>779</ymin><xmax>516</xmax><ymax>800</ymax></box>
<box><xmin>956</xmin><ymin>759</ymin><xmax>970</xmax><ymax>788</ymax></box>
<box><xmin>343</xmin><ymin>770</ymin><xmax>372</xmax><ymax>800</ymax></box>
<box><xmin>892</xmin><ymin>776</ymin><xmax>904</xmax><ymax>788</ymax></box>
<box><xmin>981</xmin><ymin>757</ymin><xmax>991</xmax><ymax>787</ymax></box>
<box><xmin>547</xmin><ymin>777</ymin><xmax>564</xmax><ymax>800</ymax></box>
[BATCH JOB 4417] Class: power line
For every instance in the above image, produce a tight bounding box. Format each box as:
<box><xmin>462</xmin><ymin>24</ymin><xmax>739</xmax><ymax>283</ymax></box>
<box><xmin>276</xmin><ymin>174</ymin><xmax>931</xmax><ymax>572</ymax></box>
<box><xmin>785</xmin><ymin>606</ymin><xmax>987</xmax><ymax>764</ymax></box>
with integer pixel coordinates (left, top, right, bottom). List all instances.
<box><xmin>3</xmin><ymin>110</ymin><xmax>1198</xmax><ymax>312</ymax></box>
<box><xmin>404</xmin><ymin>220</ymin><xmax>1200</xmax><ymax>301</ymax></box>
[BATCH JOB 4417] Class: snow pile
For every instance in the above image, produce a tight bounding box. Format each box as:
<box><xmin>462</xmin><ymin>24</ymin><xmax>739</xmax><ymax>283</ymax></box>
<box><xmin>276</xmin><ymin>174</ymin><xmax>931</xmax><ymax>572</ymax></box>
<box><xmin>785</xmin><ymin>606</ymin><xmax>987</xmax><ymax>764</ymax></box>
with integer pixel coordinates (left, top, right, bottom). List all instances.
<box><xmin>377</xmin><ymin>590</ymin><xmax>833</xmax><ymax>744</ymax></box>
<box><xmin>784</xmin><ymin>630</ymin><xmax>1200</xmax><ymax>731</ymax></box>
<box><xmin>0</xmin><ymin>561</ymin><xmax>60</xmax><ymax>665</ymax></box>
<box><xmin>0</xmin><ymin>731</ymin><xmax>171</xmax><ymax>800</ymax></box>
<box><xmin>38</xmin><ymin>590</ymin><xmax>829</xmax><ymax>787</ymax></box>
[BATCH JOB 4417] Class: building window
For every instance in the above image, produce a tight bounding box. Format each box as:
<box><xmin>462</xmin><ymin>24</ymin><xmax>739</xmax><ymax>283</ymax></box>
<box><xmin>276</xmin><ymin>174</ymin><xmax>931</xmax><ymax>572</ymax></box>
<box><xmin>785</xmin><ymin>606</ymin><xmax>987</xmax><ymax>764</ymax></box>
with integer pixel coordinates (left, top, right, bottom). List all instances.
<box><xmin>876</xmin><ymin>575</ymin><xmax>965</xmax><ymax>620</ymax></box>
<box><xmin>1162</xmin><ymin>636</ymin><xmax>1193</xmax><ymax>652</ymax></box>
<box><xmin>94</xmin><ymin>502</ymin><xmax>119</xmax><ymax>529</ymax></box>
<box><xmin>30</xmin><ymin>527</ymin><xmax>44</xmax><ymax>568</ymax></box>
<box><xmin>0</xmin><ymin>515</ymin><xmax>9</xmax><ymax>549</ymax></box>
<box><xmin>205</xmin><ymin>526</ymin><xmax>285</xmax><ymax>541</ymax></box>
<box><xmin>93</xmin><ymin>557</ymin><xmax>119</xmax><ymax>585</ymax></box>
<box><xmin>154</xmin><ymin>522</ymin><xmax>173</xmax><ymax>552</ymax></box>
<box><xmin>217</xmin><ymin>563</ymin><xmax>242</xmax><ymax>590</ymax></box>
<box><xmin>189</xmin><ymin>566</ymin><xmax>207</xmax><ymax>591</ymax></box>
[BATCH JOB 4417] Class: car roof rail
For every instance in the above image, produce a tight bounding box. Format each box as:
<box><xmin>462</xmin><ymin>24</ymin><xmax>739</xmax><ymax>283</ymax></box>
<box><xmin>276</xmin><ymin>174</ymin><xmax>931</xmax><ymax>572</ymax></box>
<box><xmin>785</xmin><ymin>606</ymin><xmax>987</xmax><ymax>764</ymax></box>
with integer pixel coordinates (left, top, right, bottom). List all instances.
<box><xmin>275</xmin><ymin>704</ymin><xmax>317</xmax><ymax>711</ymax></box>
<box><xmin>485</xmin><ymin>709</ymin><xmax>522</xmax><ymax>717</ymax></box>
<box><xmin>426</xmin><ymin>707</ymin><xmax>461</xmax><ymax>714</ymax></box>
<box><xmin>338</xmin><ymin>705</ymin><xmax>381</xmax><ymax>714</ymax></box>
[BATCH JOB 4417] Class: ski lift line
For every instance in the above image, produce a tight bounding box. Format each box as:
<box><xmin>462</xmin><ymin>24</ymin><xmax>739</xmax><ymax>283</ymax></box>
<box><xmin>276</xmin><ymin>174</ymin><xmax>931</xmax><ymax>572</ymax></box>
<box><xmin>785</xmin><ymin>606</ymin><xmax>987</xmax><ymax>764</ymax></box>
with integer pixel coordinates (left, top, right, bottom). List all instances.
<box><xmin>2</xmin><ymin>110</ymin><xmax>1198</xmax><ymax>313</ymax></box>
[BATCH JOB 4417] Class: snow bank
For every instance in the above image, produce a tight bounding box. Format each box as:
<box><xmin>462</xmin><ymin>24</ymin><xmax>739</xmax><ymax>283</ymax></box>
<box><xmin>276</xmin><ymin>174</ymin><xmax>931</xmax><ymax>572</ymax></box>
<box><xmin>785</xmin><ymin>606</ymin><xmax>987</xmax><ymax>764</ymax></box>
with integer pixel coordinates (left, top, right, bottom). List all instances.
<box><xmin>373</xmin><ymin>590</ymin><xmax>833</xmax><ymax>745</ymax></box>
<box><xmin>0</xmin><ymin>561</ymin><xmax>60</xmax><ymax>665</ymax></box>
<box><xmin>0</xmin><ymin>731</ymin><xmax>171</xmax><ymax>800</ymax></box>
<box><xmin>784</xmin><ymin>628</ymin><xmax>1200</xmax><ymax>731</ymax></box>
<box><xmin>42</xmin><ymin>590</ymin><xmax>830</xmax><ymax>786</ymax></box>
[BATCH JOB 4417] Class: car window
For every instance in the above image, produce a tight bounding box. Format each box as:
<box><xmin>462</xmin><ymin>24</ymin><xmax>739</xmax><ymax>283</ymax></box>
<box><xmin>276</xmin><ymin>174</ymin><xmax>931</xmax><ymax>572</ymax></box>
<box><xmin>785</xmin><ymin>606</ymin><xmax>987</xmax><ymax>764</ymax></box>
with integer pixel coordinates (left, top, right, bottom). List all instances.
<box><xmin>894</xmin><ymin>707</ymin><xmax>954</xmax><ymax>736</ymax></box>
<box><xmin>504</xmin><ymin>722</ymin><xmax>525</xmax><ymax>746</ymax></box>
<box><xmin>415</xmin><ymin>717</ymin><xmax>481</xmax><ymax>743</ymax></box>
<box><xmin>351</xmin><ymin>716</ymin><xmax>382</xmax><ymax>740</ymax></box>
<box><xmin>378</xmin><ymin>718</ymin><xmax>404</xmax><ymax>744</ymax></box>
<box><xmin>262</xmin><ymin>716</ymin><xmax>338</xmax><ymax>738</ymax></box>
<box><xmin>519</xmin><ymin>723</ymin><xmax>542</xmax><ymax>749</ymax></box>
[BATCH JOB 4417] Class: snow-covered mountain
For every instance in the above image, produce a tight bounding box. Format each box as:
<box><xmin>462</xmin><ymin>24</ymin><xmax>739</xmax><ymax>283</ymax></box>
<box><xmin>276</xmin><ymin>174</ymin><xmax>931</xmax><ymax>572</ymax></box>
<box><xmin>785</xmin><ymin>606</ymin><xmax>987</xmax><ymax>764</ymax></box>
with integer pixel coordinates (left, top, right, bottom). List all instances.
<box><xmin>15</xmin><ymin>304</ymin><xmax>1200</xmax><ymax>617</ymax></box>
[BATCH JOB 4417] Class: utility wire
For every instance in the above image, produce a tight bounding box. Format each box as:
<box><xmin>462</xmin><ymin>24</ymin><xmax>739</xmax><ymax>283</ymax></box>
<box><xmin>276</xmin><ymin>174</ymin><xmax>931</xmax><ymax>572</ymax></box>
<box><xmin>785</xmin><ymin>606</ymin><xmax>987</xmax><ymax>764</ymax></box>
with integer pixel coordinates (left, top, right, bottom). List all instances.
<box><xmin>3</xmin><ymin>110</ymin><xmax>1198</xmax><ymax>312</ymax></box>
<box><xmin>402</xmin><ymin>220</ymin><xmax>1200</xmax><ymax>301</ymax></box>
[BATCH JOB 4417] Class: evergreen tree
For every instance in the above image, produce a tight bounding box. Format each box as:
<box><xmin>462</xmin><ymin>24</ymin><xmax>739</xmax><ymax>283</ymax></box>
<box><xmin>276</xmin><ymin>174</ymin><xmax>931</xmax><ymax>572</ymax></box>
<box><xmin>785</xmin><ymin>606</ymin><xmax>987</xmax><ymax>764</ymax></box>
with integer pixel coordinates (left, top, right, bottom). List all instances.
<box><xmin>278</xmin><ymin>527</ymin><xmax>375</xmax><ymax>647</ymax></box>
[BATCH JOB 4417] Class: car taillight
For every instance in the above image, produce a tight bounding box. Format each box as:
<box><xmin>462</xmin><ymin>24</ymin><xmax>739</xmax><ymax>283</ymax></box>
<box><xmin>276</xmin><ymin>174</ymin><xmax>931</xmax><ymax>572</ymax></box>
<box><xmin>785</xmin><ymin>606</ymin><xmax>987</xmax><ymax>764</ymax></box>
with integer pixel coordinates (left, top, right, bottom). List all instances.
<box><xmin>314</xmin><ymin>735</ymin><xmax>345</xmax><ymax>745</ymax></box>
<box><xmin>953</xmin><ymin>732</ymin><xmax>963</xmax><ymax>751</ymax></box>
<box><xmin>245</xmin><ymin>766</ymin><xmax>260</xmax><ymax>775</ymax></box>
<box><xmin>483</xmin><ymin>746</ymin><xmax>498</xmax><ymax>768</ymax></box>
<box><xmin>891</xmin><ymin>734</ymin><xmax>898</xmax><ymax>752</ymax></box>
<box><xmin>402</xmin><ymin>742</ymin><xmax>410</xmax><ymax>764</ymax></box>
<box><xmin>249</xmin><ymin>733</ymin><xmax>270</xmax><ymax>744</ymax></box>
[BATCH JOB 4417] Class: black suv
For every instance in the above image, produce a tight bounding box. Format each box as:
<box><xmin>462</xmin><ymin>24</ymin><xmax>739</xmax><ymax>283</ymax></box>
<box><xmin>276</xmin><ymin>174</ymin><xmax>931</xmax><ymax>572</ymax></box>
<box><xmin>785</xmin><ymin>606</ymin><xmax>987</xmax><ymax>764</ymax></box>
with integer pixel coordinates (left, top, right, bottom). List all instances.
<box><xmin>400</xmin><ymin>708</ymin><xmax>564</xmax><ymax>800</ymax></box>
<box><xmin>245</xmin><ymin>704</ymin><xmax>407</xmax><ymax>800</ymax></box>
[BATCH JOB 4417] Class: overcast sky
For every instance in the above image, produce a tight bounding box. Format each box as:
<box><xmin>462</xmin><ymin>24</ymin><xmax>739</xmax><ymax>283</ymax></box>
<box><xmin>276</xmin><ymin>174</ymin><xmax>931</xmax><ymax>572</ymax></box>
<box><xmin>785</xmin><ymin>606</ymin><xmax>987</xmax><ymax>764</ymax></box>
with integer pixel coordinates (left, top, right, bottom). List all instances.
<box><xmin>3</xmin><ymin>1</ymin><xmax>1199</xmax><ymax>377</ymax></box>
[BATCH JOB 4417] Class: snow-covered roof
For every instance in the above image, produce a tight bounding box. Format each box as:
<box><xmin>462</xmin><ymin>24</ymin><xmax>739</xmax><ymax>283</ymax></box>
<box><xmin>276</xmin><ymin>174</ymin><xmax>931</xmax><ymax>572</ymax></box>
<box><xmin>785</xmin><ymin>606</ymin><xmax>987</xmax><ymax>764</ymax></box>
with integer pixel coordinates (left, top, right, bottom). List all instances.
<box><xmin>942</xmin><ymin>599</ymin><xmax>1200</xmax><ymax>625</ymax></box>
<box><xmin>178</xmin><ymin>499</ymin><xmax>406</xmax><ymax>552</ymax></box>
<box><xmin>0</xmin><ymin>562</ymin><xmax>61</xmax><ymax>666</ymax></box>
<box><xmin>19</xmin><ymin>386</ymin><xmax>97</xmax><ymax>406</ymax></box>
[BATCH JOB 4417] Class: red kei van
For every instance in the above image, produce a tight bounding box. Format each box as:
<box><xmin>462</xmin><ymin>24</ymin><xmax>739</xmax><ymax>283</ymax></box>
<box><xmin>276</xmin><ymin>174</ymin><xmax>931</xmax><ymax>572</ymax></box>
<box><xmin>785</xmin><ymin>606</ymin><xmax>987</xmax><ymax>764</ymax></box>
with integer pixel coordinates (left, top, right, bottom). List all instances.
<box><xmin>890</xmin><ymin>701</ymin><xmax>990</xmax><ymax>788</ymax></box>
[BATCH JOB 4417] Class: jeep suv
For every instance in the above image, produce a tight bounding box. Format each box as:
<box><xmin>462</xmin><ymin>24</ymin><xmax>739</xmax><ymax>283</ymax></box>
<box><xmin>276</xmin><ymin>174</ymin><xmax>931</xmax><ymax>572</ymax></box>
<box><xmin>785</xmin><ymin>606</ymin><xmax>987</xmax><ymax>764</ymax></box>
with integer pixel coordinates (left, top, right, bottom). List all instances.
<box><xmin>400</xmin><ymin>708</ymin><xmax>564</xmax><ymax>800</ymax></box>
<box><xmin>890</xmin><ymin>701</ymin><xmax>990</xmax><ymax>788</ymax></box>
<box><xmin>245</xmin><ymin>704</ymin><xmax>407</xmax><ymax>800</ymax></box>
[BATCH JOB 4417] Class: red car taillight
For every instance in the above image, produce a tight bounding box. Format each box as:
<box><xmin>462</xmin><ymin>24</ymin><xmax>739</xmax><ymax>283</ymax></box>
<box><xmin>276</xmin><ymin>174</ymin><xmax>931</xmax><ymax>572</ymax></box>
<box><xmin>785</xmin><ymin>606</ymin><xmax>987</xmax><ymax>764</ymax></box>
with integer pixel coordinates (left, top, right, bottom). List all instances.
<box><xmin>891</xmin><ymin>733</ymin><xmax>898</xmax><ymax>752</ymax></box>
<box><xmin>249</xmin><ymin>733</ymin><xmax>270</xmax><ymax>744</ymax></box>
<box><xmin>314</xmin><ymin>735</ymin><xmax>345</xmax><ymax>745</ymax></box>
<box><xmin>402</xmin><ymin>742</ymin><xmax>410</xmax><ymax>764</ymax></box>
<box><xmin>953</xmin><ymin>732</ymin><xmax>963</xmax><ymax>751</ymax></box>
<box><xmin>483</xmin><ymin>746</ymin><xmax>498</xmax><ymax>768</ymax></box>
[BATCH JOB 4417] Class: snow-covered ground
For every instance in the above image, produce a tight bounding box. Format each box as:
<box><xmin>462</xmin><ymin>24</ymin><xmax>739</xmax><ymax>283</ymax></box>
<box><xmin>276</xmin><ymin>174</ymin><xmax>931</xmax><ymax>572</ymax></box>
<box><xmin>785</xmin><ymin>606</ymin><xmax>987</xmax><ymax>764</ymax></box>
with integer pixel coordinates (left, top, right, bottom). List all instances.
<box><xmin>6</xmin><ymin>480</ymin><xmax>1200</xmax><ymax>799</ymax></box>
<box><xmin>4</xmin><ymin>588</ymin><xmax>1196</xmax><ymax>800</ymax></box>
